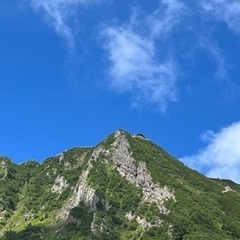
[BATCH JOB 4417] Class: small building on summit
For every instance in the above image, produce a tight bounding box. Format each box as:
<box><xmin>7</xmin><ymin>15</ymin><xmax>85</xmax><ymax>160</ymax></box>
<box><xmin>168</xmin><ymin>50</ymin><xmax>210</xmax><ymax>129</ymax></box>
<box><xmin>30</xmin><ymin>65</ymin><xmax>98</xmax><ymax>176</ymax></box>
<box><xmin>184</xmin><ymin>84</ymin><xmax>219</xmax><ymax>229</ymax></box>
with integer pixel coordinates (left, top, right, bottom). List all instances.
<box><xmin>132</xmin><ymin>133</ymin><xmax>148</xmax><ymax>140</ymax></box>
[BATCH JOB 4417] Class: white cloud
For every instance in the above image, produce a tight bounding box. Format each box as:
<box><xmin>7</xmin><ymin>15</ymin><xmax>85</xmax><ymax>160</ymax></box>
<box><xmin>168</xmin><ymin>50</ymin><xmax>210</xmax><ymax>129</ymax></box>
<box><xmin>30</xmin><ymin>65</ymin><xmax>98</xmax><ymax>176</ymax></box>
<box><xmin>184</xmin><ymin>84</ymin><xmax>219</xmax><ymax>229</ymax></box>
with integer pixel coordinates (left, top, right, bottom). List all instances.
<box><xmin>201</xmin><ymin>0</ymin><xmax>240</xmax><ymax>32</ymax></box>
<box><xmin>28</xmin><ymin>0</ymin><xmax>233</xmax><ymax>109</ymax></box>
<box><xmin>198</xmin><ymin>38</ymin><xmax>227</xmax><ymax>79</ymax></box>
<box><xmin>30</xmin><ymin>0</ymin><xmax>102</xmax><ymax>48</ymax></box>
<box><xmin>102</xmin><ymin>0</ymin><xmax>185</xmax><ymax>110</ymax></box>
<box><xmin>149</xmin><ymin>0</ymin><xmax>186</xmax><ymax>37</ymax></box>
<box><xmin>181</xmin><ymin>122</ymin><xmax>240</xmax><ymax>183</ymax></box>
<box><xmin>207</xmin><ymin>43</ymin><xmax>226</xmax><ymax>79</ymax></box>
<box><xmin>103</xmin><ymin>27</ymin><xmax>177</xmax><ymax>111</ymax></box>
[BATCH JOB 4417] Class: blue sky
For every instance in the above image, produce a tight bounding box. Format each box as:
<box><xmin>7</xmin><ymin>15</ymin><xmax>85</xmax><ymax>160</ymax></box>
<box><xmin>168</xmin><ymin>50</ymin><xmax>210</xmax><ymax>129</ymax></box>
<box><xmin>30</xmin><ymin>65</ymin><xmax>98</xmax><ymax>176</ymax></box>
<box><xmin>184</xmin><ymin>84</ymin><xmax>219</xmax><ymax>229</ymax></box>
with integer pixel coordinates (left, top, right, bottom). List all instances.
<box><xmin>1</xmin><ymin>0</ymin><xmax>240</xmax><ymax>182</ymax></box>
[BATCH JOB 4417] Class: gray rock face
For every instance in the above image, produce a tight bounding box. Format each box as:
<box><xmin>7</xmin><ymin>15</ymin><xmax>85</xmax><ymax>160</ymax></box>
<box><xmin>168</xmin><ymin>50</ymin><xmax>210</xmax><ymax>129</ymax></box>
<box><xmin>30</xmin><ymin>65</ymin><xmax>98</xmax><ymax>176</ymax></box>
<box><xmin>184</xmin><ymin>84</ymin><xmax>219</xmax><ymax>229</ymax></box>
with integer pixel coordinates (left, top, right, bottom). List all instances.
<box><xmin>111</xmin><ymin>130</ymin><xmax>175</xmax><ymax>214</ymax></box>
<box><xmin>222</xmin><ymin>185</ymin><xmax>235</xmax><ymax>193</ymax></box>
<box><xmin>51</xmin><ymin>175</ymin><xmax>68</xmax><ymax>194</ymax></box>
<box><xmin>0</xmin><ymin>161</ymin><xmax>8</xmax><ymax>180</ymax></box>
<box><xmin>59</xmin><ymin>130</ymin><xmax>174</xmax><ymax>222</ymax></box>
<box><xmin>59</xmin><ymin>147</ymin><xmax>103</xmax><ymax>220</ymax></box>
<box><xmin>125</xmin><ymin>211</ymin><xmax>162</xmax><ymax>230</ymax></box>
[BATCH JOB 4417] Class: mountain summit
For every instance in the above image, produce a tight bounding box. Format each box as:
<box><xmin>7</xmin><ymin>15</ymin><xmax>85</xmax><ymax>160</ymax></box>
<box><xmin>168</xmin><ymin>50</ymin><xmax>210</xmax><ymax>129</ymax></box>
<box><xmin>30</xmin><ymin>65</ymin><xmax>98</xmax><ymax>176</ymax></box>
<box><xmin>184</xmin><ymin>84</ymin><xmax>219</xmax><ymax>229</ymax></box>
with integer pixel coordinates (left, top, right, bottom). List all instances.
<box><xmin>0</xmin><ymin>130</ymin><xmax>240</xmax><ymax>239</ymax></box>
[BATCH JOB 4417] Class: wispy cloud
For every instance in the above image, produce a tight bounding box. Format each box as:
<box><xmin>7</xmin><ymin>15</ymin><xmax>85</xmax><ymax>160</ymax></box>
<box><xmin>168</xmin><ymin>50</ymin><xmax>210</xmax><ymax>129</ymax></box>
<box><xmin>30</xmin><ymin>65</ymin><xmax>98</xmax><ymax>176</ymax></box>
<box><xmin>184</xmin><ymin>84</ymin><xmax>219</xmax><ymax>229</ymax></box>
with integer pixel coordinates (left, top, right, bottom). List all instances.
<box><xmin>149</xmin><ymin>0</ymin><xmax>186</xmax><ymax>37</ymax></box>
<box><xmin>102</xmin><ymin>0</ymin><xmax>185</xmax><ymax>111</ymax></box>
<box><xmin>28</xmin><ymin>0</ymin><xmax>234</xmax><ymax>109</ymax></box>
<box><xmin>201</xmin><ymin>0</ymin><xmax>240</xmax><ymax>32</ymax></box>
<box><xmin>198</xmin><ymin>37</ymin><xmax>227</xmax><ymax>79</ymax></box>
<box><xmin>30</xmin><ymin>0</ymin><xmax>102</xmax><ymax>49</ymax></box>
<box><xmin>181</xmin><ymin>122</ymin><xmax>240</xmax><ymax>183</ymax></box>
<box><xmin>102</xmin><ymin>27</ymin><xmax>178</xmax><ymax>111</ymax></box>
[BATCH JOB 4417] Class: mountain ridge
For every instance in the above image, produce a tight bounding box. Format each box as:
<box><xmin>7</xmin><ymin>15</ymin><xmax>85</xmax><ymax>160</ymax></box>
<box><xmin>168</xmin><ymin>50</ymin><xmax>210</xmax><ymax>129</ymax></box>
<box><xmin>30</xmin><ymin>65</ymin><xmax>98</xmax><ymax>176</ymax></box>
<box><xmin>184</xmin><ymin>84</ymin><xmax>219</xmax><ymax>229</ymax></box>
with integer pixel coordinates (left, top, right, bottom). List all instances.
<box><xmin>0</xmin><ymin>129</ymin><xmax>240</xmax><ymax>239</ymax></box>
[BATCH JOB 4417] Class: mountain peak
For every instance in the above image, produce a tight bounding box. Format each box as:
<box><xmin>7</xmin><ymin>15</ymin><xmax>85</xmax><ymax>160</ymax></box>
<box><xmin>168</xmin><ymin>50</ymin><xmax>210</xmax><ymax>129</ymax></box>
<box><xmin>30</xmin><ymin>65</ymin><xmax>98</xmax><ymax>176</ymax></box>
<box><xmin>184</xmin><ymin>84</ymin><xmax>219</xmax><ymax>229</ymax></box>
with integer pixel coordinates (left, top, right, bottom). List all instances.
<box><xmin>1</xmin><ymin>131</ymin><xmax>240</xmax><ymax>239</ymax></box>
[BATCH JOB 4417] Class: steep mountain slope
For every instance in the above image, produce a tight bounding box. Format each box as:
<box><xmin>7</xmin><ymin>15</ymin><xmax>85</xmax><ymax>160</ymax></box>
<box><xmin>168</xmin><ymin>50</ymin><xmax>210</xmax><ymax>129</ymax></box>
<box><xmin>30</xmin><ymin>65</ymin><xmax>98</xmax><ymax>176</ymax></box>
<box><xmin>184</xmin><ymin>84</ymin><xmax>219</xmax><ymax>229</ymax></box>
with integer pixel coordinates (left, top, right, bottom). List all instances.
<box><xmin>0</xmin><ymin>130</ymin><xmax>240</xmax><ymax>239</ymax></box>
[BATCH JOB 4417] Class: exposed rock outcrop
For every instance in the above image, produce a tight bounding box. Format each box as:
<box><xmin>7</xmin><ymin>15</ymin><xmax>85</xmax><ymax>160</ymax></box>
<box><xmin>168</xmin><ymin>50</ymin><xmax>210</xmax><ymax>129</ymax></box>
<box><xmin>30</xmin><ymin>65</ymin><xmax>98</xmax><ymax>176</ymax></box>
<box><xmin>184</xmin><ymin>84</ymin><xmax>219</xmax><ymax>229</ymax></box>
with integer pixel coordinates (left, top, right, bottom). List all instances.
<box><xmin>110</xmin><ymin>130</ymin><xmax>175</xmax><ymax>214</ymax></box>
<box><xmin>51</xmin><ymin>175</ymin><xmax>68</xmax><ymax>194</ymax></box>
<box><xmin>59</xmin><ymin>147</ymin><xmax>104</xmax><ymax>220</ymax></box>
<box><xmin>222</xmin><ymin>186</ymin><xmax>236</xmax><ymax>193</ymax></box>
<box><xmin>59</xmin><ymin>130</ymin><xmax>174</xmax><ymax>229</ymax></box>
<box><xmin>0</xmin><ymin>161</ymin><xmax>8</xmax><ymax>180</ymax></box>
<box><xmin>125</xmin><ymin>211</ymin><xmax>162</xmax><ymax>230</ymax></box>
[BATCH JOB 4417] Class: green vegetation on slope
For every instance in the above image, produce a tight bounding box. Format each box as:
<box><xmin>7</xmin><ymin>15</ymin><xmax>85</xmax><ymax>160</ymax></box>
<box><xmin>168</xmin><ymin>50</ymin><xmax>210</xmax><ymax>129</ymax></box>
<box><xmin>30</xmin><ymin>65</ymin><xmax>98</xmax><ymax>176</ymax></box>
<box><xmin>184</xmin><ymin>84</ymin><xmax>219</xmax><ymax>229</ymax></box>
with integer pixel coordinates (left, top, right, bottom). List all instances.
<box><xmin>127</xmin><ymin>135</ymin><xmax>240</xmax><ymax>239</ymax></box>
<box><xmin>1</xmin><ymin>131</ymin><xmax>240</xmax><ymax>240</ymax></box>
<box><xmin>0</xmin><ymin>147</ymin><xmax>93</xmax><ymax>237</ymax></box>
